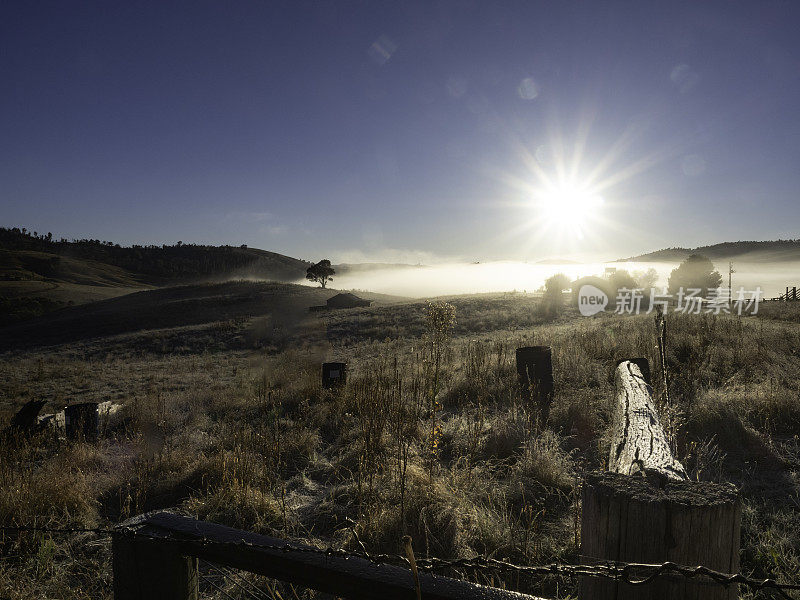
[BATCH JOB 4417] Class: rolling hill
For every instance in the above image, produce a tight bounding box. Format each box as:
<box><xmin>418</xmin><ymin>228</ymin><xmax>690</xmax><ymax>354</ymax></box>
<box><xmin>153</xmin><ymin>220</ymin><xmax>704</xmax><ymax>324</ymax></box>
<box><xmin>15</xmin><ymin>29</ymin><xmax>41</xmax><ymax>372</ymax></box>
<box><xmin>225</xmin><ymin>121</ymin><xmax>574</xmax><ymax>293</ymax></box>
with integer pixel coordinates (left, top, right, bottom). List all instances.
<box><xmin>0</xmin><ymin>227</ymin><xmax>312</xmax><ymax>323</ymax></box>
<box><xmin>619</xmin><ymin>240</ymin><xmax>800</xmax><ymax>263</ymax></box>
<box><xmin>0</xmin><ymin>227</ymin><xmax>310</xmax><ymax>285</ymax></box>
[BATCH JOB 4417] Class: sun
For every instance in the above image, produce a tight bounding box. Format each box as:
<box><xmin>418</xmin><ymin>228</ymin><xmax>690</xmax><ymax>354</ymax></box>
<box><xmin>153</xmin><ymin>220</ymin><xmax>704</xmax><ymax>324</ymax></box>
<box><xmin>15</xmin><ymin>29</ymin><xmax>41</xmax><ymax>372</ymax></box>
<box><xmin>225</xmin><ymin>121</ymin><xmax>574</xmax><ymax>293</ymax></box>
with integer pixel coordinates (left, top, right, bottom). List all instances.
<box><xmin>533</xmin><ymin>181</ymin><xmax>604</xmax><ymax>238</ymax></box>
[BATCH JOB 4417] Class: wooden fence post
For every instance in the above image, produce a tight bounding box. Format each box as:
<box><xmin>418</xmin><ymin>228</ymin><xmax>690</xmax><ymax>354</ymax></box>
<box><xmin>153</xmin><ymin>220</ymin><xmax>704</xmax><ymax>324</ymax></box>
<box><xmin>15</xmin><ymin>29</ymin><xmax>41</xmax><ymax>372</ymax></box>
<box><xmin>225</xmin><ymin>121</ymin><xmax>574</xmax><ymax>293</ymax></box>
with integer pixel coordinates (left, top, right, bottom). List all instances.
<box><xmin>515</xmin><ymin>346</ymin><xmax>554</xmax><ymax>424</ymax></box>
<box><xmin>322</xmin><ymin>362</ymin><xmax>347</xmax><ymax>389</ymax></box>
<box><xmin>580</xmin><ymin>359</ymin><xmax>740</xmax><ymax>600</ymax></box>
<box><xmin>112</xmin><ymin>530</ymin><xmax>198</xmax><ymax>600</ymax></box>
<box><xmin>64</xmin><ymin>402</ymin><xmax>99</xmax><ymax>442</ymax></box>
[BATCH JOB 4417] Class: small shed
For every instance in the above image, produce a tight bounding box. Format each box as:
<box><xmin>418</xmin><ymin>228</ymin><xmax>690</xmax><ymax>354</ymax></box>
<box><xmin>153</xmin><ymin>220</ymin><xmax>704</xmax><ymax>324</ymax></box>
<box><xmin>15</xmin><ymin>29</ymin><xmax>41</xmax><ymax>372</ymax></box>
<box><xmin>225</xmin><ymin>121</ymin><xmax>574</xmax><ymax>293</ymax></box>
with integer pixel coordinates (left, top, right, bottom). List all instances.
<box><xmin>327</xmin><ymin>293</ymin><xmax>371</xmax><ymax>309</ymax></box>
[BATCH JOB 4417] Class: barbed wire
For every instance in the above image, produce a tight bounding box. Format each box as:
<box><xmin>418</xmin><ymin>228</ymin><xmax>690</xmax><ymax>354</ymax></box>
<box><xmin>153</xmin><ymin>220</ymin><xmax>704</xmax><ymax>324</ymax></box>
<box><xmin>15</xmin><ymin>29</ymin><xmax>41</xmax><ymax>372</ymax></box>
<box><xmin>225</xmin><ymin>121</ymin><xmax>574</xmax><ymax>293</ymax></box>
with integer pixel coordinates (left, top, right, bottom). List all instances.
<box><xmin>0</xmin><ymin>525</ymin><xmax>113</xmax><ymax>535</ymax></box>
<box><xmin>1</xmin><ymin>524</ymin><xmax>798</xmax><ymax>599</ymax></box>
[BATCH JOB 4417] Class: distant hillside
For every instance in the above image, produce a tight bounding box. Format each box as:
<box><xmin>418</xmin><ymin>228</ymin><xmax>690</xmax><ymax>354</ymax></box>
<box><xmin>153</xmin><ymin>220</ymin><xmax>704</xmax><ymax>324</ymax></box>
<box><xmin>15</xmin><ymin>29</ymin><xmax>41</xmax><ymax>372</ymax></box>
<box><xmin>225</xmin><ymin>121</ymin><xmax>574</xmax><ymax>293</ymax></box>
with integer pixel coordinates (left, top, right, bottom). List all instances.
<box><xmin>0</xmin><ymin>227</ymin><xmax>312</xmax><ymax>325</ymax></box>
<box><xmin>619</xmin><ymin>240</ymin><xmax>800</xmax><ymax>263</ymax></box>
<box><xmin>0</xmin><ymin>227</ymin><xmax>310</xmax><ymax>285</ymax></box>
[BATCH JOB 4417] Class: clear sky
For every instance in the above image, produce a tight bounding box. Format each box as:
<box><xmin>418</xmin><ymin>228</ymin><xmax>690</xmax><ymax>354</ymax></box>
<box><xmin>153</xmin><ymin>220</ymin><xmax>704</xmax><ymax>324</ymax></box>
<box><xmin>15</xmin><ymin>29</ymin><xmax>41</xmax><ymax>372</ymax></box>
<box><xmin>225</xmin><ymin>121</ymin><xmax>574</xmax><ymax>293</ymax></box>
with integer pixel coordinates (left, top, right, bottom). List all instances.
<box><xmin>2</xmin><ymin>1</ymin><xmax>799</xmax><ymax>263</ymax></box>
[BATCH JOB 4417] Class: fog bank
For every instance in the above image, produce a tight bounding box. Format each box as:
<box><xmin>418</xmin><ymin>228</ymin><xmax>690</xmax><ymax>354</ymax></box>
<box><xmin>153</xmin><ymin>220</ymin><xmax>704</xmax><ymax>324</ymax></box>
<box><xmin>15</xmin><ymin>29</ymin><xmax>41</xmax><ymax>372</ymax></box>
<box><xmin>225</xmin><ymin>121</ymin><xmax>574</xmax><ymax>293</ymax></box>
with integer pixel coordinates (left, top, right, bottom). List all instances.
<box><xmin>316</xmin><ymin>260</ymin><xmax>797</xmax><ymax>298</ymax></box>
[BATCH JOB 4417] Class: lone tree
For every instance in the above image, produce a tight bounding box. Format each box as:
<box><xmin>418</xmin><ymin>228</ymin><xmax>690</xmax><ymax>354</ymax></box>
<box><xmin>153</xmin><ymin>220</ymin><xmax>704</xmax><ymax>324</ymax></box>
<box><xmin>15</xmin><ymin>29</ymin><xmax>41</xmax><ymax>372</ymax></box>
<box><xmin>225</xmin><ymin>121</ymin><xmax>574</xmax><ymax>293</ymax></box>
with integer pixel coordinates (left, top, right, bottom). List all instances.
<box><xmin>633</xmin><ymin>267</ymin><xmax>659</xmax><ymax>290</ymax></box>
<box><xmin>668</xmin><ymin>254</ymin><xmax>722</xmax><ymax>297</ymax></box>
<box><xmin>607</xmin><ymin>269</ymin><xmax>638</xmax><ymax>292</ymax></box>
<box><xmin>306</xmin><ymin>259</ymin><xmax>335</xmax><ymax>288</ymax></box>
<box><xmin>542</xmin><ymin>272</ymin><xmax>571</xmax><ymax>315</ymax></box>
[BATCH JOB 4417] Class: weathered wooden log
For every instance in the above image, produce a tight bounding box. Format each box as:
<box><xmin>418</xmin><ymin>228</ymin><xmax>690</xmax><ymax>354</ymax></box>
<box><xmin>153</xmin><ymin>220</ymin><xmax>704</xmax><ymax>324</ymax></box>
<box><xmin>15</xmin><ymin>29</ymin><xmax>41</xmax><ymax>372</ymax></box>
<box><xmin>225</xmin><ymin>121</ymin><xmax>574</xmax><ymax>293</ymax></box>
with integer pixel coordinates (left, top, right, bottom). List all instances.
<box><xmin>616</xmin><ymin>357</ymin><xmax>650</xmax><ymax>386</ymax></box>
<box><xmin>515</xmin><ymin>346</ymin><xmax>554</xmax><ymax>424</ymax></box>
<box><xmin>609</xmin><ymin>359</ymin><xmax>684</xmax><ymax>480</ymax></box>
<box><xmin>580</xmin><ymin>359</ymin><xmax>741</xmax><ymax>600</ymax></box>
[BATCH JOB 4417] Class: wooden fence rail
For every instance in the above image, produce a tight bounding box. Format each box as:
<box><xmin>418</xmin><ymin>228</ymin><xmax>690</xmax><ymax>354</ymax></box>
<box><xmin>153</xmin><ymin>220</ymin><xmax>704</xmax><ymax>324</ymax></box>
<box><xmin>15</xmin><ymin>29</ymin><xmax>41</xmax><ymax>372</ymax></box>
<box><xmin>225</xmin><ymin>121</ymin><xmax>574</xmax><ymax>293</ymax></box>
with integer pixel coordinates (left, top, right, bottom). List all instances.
<box><xmin>112</xmin><ymin>511</ymin><xmax>543</xmax><ymax>600</ymax></box>
<box><xmin>580</xmin><ymin>359</ymin><xmax>741</xmax><ymax>600</ymax></box>
<box><xmin>766</xmin><ymin>285</ymin><xmax>799</xmax><ymax>301</ymax></box>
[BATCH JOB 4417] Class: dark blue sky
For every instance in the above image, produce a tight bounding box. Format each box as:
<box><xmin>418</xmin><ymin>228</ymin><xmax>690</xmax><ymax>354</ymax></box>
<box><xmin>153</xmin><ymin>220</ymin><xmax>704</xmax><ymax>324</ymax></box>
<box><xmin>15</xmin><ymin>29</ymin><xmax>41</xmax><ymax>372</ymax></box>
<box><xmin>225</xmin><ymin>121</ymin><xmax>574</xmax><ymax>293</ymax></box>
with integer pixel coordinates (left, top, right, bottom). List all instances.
<box><xmin>2</xmin><ymin>1</ymin><xmax>799</xmax><ymax>261</ymax></box>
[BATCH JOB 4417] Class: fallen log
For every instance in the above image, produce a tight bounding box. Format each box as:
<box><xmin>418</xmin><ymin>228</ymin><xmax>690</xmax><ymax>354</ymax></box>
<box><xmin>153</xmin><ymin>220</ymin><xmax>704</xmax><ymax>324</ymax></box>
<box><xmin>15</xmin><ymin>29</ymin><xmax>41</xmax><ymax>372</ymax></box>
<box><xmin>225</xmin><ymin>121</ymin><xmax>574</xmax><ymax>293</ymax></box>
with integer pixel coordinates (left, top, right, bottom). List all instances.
<box><xmin>608</xmin><ymin>358</ymin><xmax>686</xmax><ymax>481</ymax></box>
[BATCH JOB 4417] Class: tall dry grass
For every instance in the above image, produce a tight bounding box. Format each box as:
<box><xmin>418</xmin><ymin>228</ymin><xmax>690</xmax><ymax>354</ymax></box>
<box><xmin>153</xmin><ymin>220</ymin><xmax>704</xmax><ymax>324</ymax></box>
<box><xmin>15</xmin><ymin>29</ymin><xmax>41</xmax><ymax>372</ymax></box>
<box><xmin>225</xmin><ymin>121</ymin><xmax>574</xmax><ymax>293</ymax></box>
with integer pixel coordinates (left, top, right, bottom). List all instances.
<box><xmin>1</xmin><ymin>298</ymin><xmax>800</xmax><ymax>598</ymax></box>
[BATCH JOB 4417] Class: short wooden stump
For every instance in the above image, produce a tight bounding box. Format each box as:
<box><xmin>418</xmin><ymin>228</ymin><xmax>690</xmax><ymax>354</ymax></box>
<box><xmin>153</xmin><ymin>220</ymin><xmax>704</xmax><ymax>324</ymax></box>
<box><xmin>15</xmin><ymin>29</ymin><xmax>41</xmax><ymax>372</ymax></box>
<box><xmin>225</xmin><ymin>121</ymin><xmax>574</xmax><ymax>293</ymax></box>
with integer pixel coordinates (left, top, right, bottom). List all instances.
<box><xmin>580</xmin><ymin>471</ymin><xmax>740</xmax><ymax>600</ymax></box>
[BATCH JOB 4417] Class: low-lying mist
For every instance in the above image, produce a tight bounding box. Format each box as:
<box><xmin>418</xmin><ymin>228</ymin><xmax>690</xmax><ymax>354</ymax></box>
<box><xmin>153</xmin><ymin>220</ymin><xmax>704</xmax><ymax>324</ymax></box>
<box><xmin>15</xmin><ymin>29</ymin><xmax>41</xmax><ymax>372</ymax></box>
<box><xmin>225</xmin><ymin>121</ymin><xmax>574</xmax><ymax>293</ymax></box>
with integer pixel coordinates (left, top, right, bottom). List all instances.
<box><xmin>310</xmin><ymin>260</ymin><xmax>798</xmax><ymax>298</ymax></box>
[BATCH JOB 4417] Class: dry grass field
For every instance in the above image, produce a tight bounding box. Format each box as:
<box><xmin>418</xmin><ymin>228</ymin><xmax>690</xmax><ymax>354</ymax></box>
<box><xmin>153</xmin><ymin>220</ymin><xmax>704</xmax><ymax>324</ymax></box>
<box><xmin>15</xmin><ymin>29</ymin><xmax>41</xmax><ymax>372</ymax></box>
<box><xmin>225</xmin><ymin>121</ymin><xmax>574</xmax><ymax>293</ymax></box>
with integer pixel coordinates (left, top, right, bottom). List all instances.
<box><xmin>1</xmin><ymin>282</ymin><xmax>800</xmax><ymax>599</ymax></box>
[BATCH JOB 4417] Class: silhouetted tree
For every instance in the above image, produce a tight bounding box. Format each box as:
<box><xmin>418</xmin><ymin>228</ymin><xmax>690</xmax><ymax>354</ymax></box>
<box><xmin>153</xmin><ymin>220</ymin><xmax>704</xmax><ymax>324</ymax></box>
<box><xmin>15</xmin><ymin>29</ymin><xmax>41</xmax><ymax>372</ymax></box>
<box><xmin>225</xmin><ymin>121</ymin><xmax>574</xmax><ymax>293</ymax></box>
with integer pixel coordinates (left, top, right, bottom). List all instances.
<box><xmin>668</xmin><ymin>254</ymin><xmax>722</xmax><ymax>297</ymax></box>
<box><xmin>542</xmin><ymin>272</ymin><xmax>570</xmax><ymax>315</ymax></box>
<box><xmin>306</xmin><ymin>259</ymin><xmax>335</xmax><ymax>288</ymax></box>
<box><xmin>607</xmin><ymin>269</ymin><xmax>638</xmax><ymax>291</ymax></box>
<box><xmin>633</xmin><ymin>267</ymin><xmax>659</xmax><ymax>289</ymax></box>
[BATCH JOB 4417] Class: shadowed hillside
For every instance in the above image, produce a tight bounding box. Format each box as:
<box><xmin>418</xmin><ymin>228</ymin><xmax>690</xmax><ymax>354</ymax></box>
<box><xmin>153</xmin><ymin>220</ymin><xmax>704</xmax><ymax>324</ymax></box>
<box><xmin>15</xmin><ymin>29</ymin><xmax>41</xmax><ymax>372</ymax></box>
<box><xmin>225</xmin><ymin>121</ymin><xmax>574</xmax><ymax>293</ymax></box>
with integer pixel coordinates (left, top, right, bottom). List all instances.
<box><xmin>0</xmin><ymin>281</ymin><xmax>404</xmax><ymax>351</ymax></box>
<box><xmin>0</xmin><ymin>228</ymin><xmax>313</xmax><ymax>324</ymax></box>
<box><xmin>0</xmin><ymin>281</ymin><xmax>407</xmax><ymax>351</ymax></box>
<box><xmin>0</xmin><ymin>227</ymin><xmax>310</xmax><ymax>284</ymax></box>
<box><xmin>620</xmin><ymin>240</ymin><xmax>800</xmax><ymax>262</ymax></box>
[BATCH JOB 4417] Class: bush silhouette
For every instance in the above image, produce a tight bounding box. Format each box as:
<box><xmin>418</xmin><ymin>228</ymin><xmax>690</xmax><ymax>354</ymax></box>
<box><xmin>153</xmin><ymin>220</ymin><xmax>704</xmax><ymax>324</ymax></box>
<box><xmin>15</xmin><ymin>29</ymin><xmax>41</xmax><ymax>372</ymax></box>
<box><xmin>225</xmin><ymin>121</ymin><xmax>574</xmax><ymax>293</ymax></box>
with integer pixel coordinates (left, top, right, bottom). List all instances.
<box><xmin>542</xmin><ymin>273</ymin><xmax>570</xmax><ymax>316</ymax></box>
<box><xmin>668</xmin><ymin>254</ymin><xmax>722</xmax><ymax>297</ymax></box>
<box><xmin>607</xmin><ymin>269</ymin><xmax>637</xmax><ymax>292</ymax></box>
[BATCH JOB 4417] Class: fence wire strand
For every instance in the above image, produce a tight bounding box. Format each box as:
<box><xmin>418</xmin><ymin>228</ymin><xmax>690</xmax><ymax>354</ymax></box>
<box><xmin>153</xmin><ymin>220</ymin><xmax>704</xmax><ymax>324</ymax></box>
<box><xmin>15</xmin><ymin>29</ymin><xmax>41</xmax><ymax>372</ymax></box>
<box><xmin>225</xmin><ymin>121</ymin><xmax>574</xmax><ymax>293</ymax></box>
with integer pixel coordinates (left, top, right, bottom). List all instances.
<box><xmin>1</xmin><ymin>524</ymin><xmax>798</xmax><ymax>599</ymax></box>
<box><xmin>214</xmin><ymin>564</ymin><xmax>274</xmax><ymax>600</ymax></box>
<box><xmin>200</xmin><ymin>569</ymin><xmax>240</xmax><ymax>600</ymax></box>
